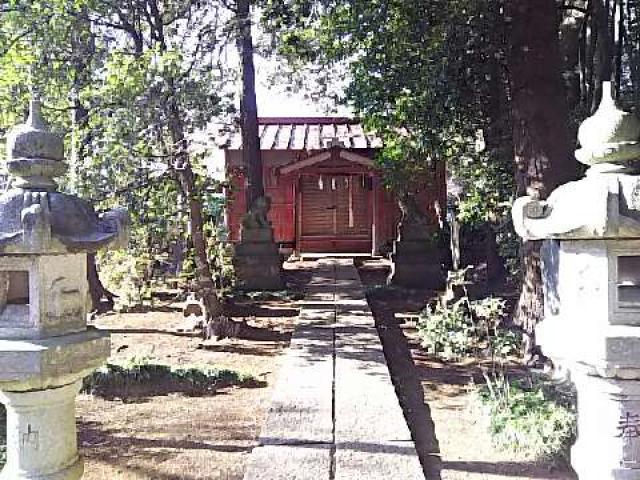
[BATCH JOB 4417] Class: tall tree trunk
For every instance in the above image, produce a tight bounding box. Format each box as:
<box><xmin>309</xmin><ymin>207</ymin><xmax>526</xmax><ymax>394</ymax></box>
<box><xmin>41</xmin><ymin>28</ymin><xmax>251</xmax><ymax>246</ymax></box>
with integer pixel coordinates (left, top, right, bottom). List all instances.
<box><xmin>166</xmin><ymin>100</ymin><xmax>225</xmax><ymax>326</ymax></box>
<box><xmin>232</xmin><ymin>0</ymin><xmax>282</xmax><ymax>292</ymax></box>
<box><xmin>175</xmin><ymin>164</ymin><xmax>225</xmax><ymax>322</ymax></box>
<box><xmin>506</xmin><ymin>0</ymin><xmax>578</xmax><ymax>361</ymax></box>
<box><xmin>593</xmin><ymin>0</ymin><xmax>613</xmax><ymax>106</ymax></box>
<box><xmin>559</xmin><ymin>3</ymin><xmax>588</xmax><ymax>139</ymax></box>
<box><xmin>87</xmin><ymin>253</ymin><xmax>116</xmax><ymax>312</ymax></box>
<box><xmin>626</xmin><ymin>0</ymin><xmax>640</xmax><ymax>109</ymax></box>
<box><xmin>237</xmin><ymin>0</ymin><xmax>264</xmax><ymax>211</ymax></box>
<box><xmin>142</xmin><ymin>4</ymin><xmax>228</xmax><ymax>334</ymax></box>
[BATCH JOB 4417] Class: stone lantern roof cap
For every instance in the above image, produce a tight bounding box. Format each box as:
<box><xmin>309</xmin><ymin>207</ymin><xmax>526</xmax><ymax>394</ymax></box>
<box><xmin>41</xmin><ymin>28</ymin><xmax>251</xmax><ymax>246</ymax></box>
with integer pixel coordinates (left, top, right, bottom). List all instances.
<box><xmin>513</xmin><ymin>82</ymin><xmax>640</xmax><ymax>241</ymax></box>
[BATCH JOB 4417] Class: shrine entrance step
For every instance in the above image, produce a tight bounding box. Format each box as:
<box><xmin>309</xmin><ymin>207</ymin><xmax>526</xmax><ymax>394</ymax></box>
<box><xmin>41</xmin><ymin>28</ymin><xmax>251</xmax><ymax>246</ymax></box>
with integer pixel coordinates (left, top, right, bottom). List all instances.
<box><xmin>243</xmin><ymin>258</ymin><xmax>424</xmax><ymax>480</ymax></box>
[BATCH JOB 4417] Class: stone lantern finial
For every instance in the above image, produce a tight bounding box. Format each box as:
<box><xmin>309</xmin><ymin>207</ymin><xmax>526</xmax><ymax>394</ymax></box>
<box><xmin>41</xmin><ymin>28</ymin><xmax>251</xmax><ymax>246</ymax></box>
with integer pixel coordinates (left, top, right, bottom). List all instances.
<box><xmin>575</xmin><ymin>81</ymin><xmax>640</xmax><ymax>172</ymax></box>
<box><xmin>26</xmin><ymin>98</ymin><xmax>45</xmax><ymax>130</ymax></box>
<box><xmin>5</xmin><ymin>98</ymin><xmax>66</xmax><ymax>190</ymax></box>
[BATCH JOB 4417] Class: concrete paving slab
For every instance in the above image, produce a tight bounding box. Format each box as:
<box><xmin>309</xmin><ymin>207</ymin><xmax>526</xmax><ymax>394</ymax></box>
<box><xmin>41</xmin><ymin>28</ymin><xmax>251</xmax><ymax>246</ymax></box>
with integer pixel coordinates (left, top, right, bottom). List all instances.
<box><xmin>244</xmin><ymin>444</ymin><xmax>332</xmax><ymax>480</ymax></box>
<box><xmin>259</xmin><ymin>318</ymin><xmax>334</xmax><ymax>446</ymax></box>
<box><xmin>336</xmin><ymin>312</ymin><xmax>375</xmax><ymax>328</ymax></box>
<box><xmin>334</xmin><ymin>441</ymin><xmax>425</xmax><ymax>480</ymax></box>
<box><xmin>297</xmin><ymin>309</ymin><xmax>335</xmax><ymax>325</ymax></box>
<box><xmin>335</xmin><ymin>328</ymin><xmax>414</xmax><ymax>444</ymax></box>
<box><xmin>244</xmin><ymin>259</ymin><xmax>424</xmax><ymax>480</ymax></box>
<box><xmin>333</xmin><ymin>262</ymin><xmax>423</xmax><ymax>479</ymax></box>
<box><xmin>302</xmin><ymin>293</ymin><xmax>334</xmax><ymax>303</ymax></box>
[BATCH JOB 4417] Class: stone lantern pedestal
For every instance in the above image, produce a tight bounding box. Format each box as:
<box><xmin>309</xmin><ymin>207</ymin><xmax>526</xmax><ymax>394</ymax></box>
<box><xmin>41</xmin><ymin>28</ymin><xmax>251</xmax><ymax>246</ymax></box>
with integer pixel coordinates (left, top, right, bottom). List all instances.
<box><xmin>570</xmin><ymin>373</ymin><xmax>640</xmax><ymax>479</ymax></box>
<box><xmin>0</xmin><ymin>101</ymin><xmax>128</xmax><ymax>480</ymax></box>
<box><xmin>0</xmin><ymin>382</ymin><xmax>85</xmax><ymax>480</ymax></box>
<box><xmin>513</xmin><ymin>82</ymin><xmax>640</xmax><ymax>479</ymax></box>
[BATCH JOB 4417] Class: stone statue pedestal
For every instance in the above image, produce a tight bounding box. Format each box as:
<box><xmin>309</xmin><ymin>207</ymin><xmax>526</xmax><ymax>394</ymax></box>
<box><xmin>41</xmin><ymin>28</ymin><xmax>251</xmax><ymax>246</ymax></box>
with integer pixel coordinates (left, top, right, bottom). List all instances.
<box><xmin>387</xmin><ymin>223</ymin><xmax>444</xmax><ymax>289</ymax></box>
<box><xmin>233</xmin><ymin>226</ymin><xmax>284</xmax><ymax>291</ymax></box>
<box><xmin>233</xmin><ymin>196</ymin><xmax>283</xmax><ymax>291</ymax></box>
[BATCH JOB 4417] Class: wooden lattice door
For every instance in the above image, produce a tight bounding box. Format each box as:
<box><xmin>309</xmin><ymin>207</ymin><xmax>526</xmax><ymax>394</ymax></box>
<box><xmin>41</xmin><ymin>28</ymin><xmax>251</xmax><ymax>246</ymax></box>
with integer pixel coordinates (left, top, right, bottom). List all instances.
<box><xmin>298</xmin><ymin>174</ymin><xmax>372</xmax><ymax>253</ymax></box>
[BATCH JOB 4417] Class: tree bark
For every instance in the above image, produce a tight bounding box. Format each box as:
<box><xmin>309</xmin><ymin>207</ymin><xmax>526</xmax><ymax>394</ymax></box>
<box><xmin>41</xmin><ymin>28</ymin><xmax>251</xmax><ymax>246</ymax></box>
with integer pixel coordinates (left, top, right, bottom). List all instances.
<box><xmin>69</xmin><ymin>10</ymin><xmax>113</xmax><ymax>313</ymax></box>
<box><xmin>141</xmin><ymin>3</ymin><xmax>229</xmax><ymax>335</ymax></box>
<box><xmin>506</xmin><ymin>0</ymin><xmax>578</xmax><ymax>361</ymax></box>
<box><xmin>166</xmin><ymin>103</ymin><xmax>225</xmax><ymax>325</ymax></box>
<box><xmin>593</xmin><ymin>0</ymin><xmax>612</xmax><ymax>107</ymax></box>
<box><xmin>176</xmin><ymin>167</ymin><xmax>226</xmax><ymax>321</ymax></box>
<box><xmin>559</xmin><ymin>2</ymin><xmax>587</xmax><ymax>127</ymax></box>
<box><xmin>626</xmin><ymin>0</ymin><xmax>640</xmax><ymax>109</ymax></box>
<box><xmin>237</xmin><ymin>0</ymin><xmax>264</xmax><ymax>211</ymax></box>
<box><xmin>87</xmin><ymin>253</ymin><xmax>116</xmax><ymax>312</ymax></box>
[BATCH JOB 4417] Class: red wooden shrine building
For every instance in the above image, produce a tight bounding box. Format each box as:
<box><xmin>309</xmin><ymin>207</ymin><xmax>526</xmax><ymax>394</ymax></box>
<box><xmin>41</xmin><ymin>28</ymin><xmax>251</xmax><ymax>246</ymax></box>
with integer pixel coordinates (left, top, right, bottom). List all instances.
<box><xmin>219</xmin><ymin>117</ymin><xmax>445</xmax><ymax>255</ymax></box>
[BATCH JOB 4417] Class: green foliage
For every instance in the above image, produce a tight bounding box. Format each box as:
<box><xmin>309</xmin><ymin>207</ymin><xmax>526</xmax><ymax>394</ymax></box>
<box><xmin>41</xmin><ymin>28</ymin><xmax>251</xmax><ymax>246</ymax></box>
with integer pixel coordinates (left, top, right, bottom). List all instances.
<box><xmin>489</xmin><ymin>329</ymin><xmax>522</xmax><ymax>359</ymax></box>
<box><xmin>495</xmin><ymin>221</ymin><xmax>521</xmax><ymax>279</ymax></box>
<box><xmin>418</xmin><ymin>299</ymin><xmax>475</xmax><ymax>359</ymax></box>
<box><xmin>452</xmin><ymin>145</ymin><xmax>515</xmax><ymax>227</ymax></box>
<box><xmin>264</xmin><ymin>0</ymin><xmax>514</xmax><ymax>214</ymax></box>
<box><xmin>98</xmin><ymin>250</ymin><xmax>153</xmax><ymax>308</ymax></box>
<box><xmin>0</xmin><ymin>0</ymin><xmax>237</xmax><ymax>298</ymax></box>
<box><xmin>417</xmin><ymin>292</ymin><xmax>519</xmax><ymax>360</ymax></box>
<box><xmin>204</xmin><ymin>213</ymin><xmax>236</xmax><ymax>290</ymax></box>
<box><xmin>476</xmin><ymin>374</ymin><xmax>576</xmax><ymax>463</ymax></box>
<box><xmin>82</xmin><ymin>356</ymin><xmax>261</xmax><ymax>400</ymax></box>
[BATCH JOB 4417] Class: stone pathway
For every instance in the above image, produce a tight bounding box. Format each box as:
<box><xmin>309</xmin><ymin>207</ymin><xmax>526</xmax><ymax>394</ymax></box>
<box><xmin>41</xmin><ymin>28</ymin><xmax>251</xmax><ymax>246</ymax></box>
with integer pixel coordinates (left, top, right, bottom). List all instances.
<box><xmin>243</xmin><ymin>258</ymin><xmax>424</xmax><ymax>480</ymax></box>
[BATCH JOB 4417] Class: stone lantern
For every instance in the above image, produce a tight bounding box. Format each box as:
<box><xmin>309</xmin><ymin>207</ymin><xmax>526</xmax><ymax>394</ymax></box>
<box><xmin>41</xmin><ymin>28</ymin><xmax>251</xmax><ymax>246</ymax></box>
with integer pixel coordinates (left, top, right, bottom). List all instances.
<box><xmin>0</xmin><ymin>101</ymin><xmax>128</xmax><ymax>480</ymax></box>
<box><xmin>513</xmin><ymin>82</ymin><xmax>640</xmax><ymax>479</ymax></box>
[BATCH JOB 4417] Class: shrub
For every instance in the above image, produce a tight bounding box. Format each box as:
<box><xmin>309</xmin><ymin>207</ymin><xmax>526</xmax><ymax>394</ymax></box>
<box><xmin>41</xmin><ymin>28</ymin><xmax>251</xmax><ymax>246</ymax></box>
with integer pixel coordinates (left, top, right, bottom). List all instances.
<box><xmin>417</xmin><ymin>295</ymin><xmax>519</xmax><ymax>360</ymax></box>
<box><xmin>476</xmin><ymin>373</ymin><xmax>576</xmax><ymax>463</ymax></box>
<box><xmin>418</xmin><ymin>299</ymin><xmax>476</xmax><ymax>359</ymax></box>
<box><xmin>489</xmin><ymin>329</ymin><xmax>522</xmax><ymax>358</ymax></box>
<box><xmin>98</xmin><ymin>250</ymin><xmax>153</xmax><ymax>308</ymax></box>
<box><xmin>82</xmin><ymin>356</ymin><xmax>261</xmax><ymax>400</ymax></box>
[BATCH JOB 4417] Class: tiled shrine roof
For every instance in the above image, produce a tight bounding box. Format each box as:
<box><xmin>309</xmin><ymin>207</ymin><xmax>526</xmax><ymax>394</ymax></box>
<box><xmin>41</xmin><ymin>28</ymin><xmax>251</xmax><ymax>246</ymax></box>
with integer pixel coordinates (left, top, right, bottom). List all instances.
<box><xmin>216</xmin><ymin>117</ymin><xmax>383</xmax><ymax>151</ymax></box>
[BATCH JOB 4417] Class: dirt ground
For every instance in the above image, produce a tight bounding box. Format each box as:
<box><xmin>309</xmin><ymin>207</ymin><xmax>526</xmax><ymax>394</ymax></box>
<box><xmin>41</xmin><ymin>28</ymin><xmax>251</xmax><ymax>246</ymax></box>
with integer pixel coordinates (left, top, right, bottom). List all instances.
<box><xmin>357</xmin><ymin>258</ymin><xmax>577</xmax><ymax>480</ymax></box>
<box><xmin>77</xmin><ymin>263</ymin><xmax>311</xmax><ymax>480</ymax></box>
<box><xmin>38</xmin><ymin>256</ymin><xmax>579</xmax><ymax>479</ymax></box>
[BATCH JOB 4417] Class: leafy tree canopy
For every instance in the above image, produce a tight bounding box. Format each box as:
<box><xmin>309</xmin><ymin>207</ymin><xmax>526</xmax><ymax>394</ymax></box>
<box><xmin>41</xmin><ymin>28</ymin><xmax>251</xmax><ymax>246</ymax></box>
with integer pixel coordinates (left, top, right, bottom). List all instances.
<box><xmin>0</xmin><ymin>0</ymin><xmax>240</xmax><ymax>303</ymax></box>
<box><xmin>262</xmin><ymin>0</ymin><xmax>514</xmax><ymax>224</ymax></box>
